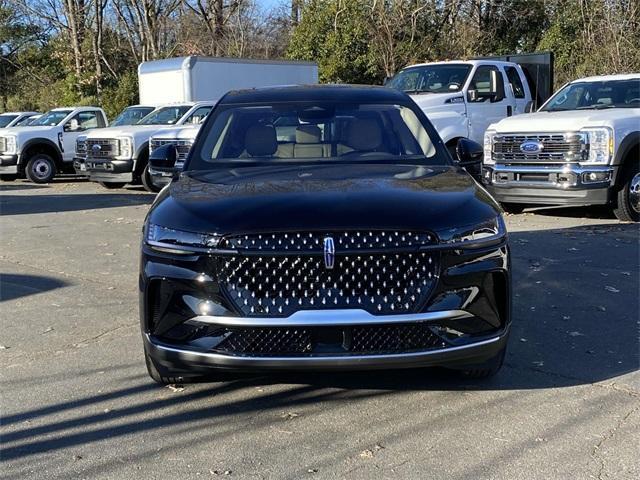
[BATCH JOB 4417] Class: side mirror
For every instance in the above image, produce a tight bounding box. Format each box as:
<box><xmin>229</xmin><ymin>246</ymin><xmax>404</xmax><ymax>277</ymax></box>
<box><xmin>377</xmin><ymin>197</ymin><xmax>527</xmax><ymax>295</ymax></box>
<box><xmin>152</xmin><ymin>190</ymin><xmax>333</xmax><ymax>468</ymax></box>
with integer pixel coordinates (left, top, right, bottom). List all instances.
<box><xmin>524</xmin><ymin>101</ymin><xmax>535</xmax><ymax>113</ymax></box>
<box><xmin>467</xmin><ymin>89</ymin><xmax>478</xmax><ymax>102</ymax></box>
<box><xmin>65</xmin><ymin>119</ymin><xmax>80</xmax><ymax>132</ymax></box>
<box><xmin>455</xmin><ymin>138</ymin><xmax>483</xmax><ymax>181</ymax></box>
<box><xmin>149</xmin><ymin>144</ymin><xmax>177</xmax><ymax>172</ymax></box>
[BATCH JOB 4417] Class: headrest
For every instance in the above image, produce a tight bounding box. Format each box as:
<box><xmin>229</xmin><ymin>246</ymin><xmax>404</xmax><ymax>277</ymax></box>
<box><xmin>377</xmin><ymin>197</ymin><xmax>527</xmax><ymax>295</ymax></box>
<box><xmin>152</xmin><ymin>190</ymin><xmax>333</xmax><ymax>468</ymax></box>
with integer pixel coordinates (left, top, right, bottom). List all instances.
<box><xmin>345</xmin><ymin>118</ymin><xmax>382</xmax><ymax>151</ymax></box>
<box><xmin>296</xmin><ymin>125</ymin><xmax>322</xmax><ymax>144</ymax></box>
<box><xmin>245</xmin><ymin>124</ymin><xmax>277</xmax><ymax>157</ymax></box>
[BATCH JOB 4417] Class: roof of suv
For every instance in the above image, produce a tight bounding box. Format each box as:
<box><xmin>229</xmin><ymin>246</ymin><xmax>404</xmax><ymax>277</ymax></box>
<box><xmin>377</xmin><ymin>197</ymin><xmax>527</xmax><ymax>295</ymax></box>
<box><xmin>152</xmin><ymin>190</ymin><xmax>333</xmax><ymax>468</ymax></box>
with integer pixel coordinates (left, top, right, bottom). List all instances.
<box><xmin>571</xmin><ymin>73</ymin><xmax>640</xmax><ymax>83</ymax></box>
<box><xmin>221</xmin><ymin>84</ymin><xmax>410</xmax><ymax>105</ymax></box>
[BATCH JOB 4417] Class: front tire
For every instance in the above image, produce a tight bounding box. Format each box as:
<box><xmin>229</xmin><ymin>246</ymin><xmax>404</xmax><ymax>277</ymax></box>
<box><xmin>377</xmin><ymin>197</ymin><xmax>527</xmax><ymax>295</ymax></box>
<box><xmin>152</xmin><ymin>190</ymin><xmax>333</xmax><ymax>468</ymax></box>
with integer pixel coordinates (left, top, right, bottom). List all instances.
<box><xmin>142</xmin><ymin>164</ymin><xmax>161</xmax><ymax>193</ymax></box>
<box><xmin>25</xmin><ymin>154</ymin><xmax>56</xmax><ymax>183</ymax></box>
<box><xmin>613</xmin><ymin>168</ymin><xmax>639</xmax><ymax>222</ymax></box>
<box><xmin>98</xmin><ymin>182</ymin><xmax>126</xmax><ymax>190</ymax></box>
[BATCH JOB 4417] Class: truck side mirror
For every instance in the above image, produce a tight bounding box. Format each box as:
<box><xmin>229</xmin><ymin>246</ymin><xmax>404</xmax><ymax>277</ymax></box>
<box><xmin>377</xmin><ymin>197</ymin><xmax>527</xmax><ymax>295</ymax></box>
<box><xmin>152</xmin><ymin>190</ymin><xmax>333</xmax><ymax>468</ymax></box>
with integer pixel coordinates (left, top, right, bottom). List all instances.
<box><xmin>467</xmin><ymin>89</ymin><xmax>478</xmax><ymax>102</ymax></box>
<box><xmin>149</xmin><ymin>144</ymin><xmax>177</xmax><ymax>171</ymax></box>
<box><xmin>455</xmin><ymin>138</ymin><xmax>483</xmax><ymax>179</ymax></box>
<box><xmin>65</xmin><ymin>119</ymin><xmax>80</xmax><ymax>132</ymax></box>
<box><xmin>524</xmin><ymin>101</ymin><xmax>535</xmax><ymax>113</ymax></box>
<box><xmin>383</xmin><ymin>76</ymin><xmax>392</xmax><ymax>86</ymax></box>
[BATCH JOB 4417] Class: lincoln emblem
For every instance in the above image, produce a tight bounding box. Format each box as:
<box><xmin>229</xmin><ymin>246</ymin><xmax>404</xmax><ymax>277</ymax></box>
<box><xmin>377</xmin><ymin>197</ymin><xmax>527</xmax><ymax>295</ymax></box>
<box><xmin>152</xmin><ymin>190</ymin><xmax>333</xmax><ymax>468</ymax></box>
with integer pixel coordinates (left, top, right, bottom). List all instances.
<box><xmin>323</xmin><ymin>236</ymin><xmax>335</xmax><ymax>269</ymax></box>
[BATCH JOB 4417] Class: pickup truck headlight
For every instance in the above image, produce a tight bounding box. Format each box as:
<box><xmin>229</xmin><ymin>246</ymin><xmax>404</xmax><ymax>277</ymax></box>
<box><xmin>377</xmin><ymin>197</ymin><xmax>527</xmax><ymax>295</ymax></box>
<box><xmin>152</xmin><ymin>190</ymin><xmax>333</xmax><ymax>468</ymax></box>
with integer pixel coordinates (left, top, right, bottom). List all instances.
<box><xmin>146</xmin><ymin>223</ymin><xmax>220</xmax><ymax>253</ymax></box>
<box><xmin>437</xmin><ymin>216</ymin><xmax>506</xmax><ymax>247</ymax></box>
<box><xmin>116</xmin><ymin>137</ymin><xmax>133</xmax><ymax>159</ymax></box>
<box><xmin>2</xmin><ymin>136</ymin><xmax>17</xmax><ymax>154</ymax></box>
<box><xmin>483</xmin><ymin>131</ymin><xmax>496</xmax><ymax>165</ymax></box>
<box><xmin>580</xmin><ymin>127</ymin><xmax>613</xmax><ymax>164</ymax></box>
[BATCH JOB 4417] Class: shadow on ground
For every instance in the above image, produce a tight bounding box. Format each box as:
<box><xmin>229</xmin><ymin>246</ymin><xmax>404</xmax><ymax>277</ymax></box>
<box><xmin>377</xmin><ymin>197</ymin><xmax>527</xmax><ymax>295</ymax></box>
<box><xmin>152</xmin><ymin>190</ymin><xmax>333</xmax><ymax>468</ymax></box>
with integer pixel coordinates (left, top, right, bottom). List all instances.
<box><xmin>1</xmin><ymin>223</ymin><xmax>638</xmax><ymax>465</ymax></box>
<box><xmin>0</xmin><ymin>273</ymin><xmax>70</xmax><ymax>301</ymax></box>
<box><xmin>0</xmin><ymin>193</ymin><xmax>153</xmax><ymax>215</ymax></box>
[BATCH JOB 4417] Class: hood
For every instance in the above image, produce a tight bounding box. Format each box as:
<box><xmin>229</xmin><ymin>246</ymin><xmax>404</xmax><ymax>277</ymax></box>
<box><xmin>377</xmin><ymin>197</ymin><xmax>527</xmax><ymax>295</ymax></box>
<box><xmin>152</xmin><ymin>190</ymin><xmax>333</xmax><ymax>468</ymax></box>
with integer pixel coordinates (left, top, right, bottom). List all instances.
<box><xmin>85</xmin><ymin>124</ymin><xmax>171</xmax><ymax>143</ymax></box>
<box><xmin>491</xmin><ymin>109</ymin><xmax>640</xmax><ymax>133</ymax></box>
<box><xmin>149</xmin><ymin>163</ymin><xmax>499</xmax><ymax>236</ymax></box>
<box><xmin>0</xmin><ymin>125</ymin><xmax>56</xmax><ymax>138</ymax></box>
<box><xmin>151</xmin><ymin>124</ymin><xmax>201</xmax><ymax>141</ymax></box>
<box><xmin>408</xmin><ymin>92</ymin><xmax>464</xmax><ymax>112</ymax></box>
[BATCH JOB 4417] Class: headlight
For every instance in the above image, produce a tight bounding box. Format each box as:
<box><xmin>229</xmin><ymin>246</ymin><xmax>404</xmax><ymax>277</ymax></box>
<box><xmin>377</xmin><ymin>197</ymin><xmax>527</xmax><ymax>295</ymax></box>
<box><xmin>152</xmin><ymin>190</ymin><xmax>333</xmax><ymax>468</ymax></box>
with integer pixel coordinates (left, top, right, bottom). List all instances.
<box><xmin>116</xmin><ymin>137</ymin><xmax>133</xmax><ymax>159</ymax></box>
<box><xmin>145</xmin><ymin>223</ymin><xmax>220</xmax><ymax>253</ymax></box>
<box><xmin>580</xmin><ymin>127</ymin><xmax>613</xmax><ymax>164</ymax></box>
<box><xmin>483</xmin><ymin>131</ymin><xmax>495</xmax><ymax>165</ymax></box>
<box><xmin>3</xmin><ymin>136</ymin><xmax>17</xmax><ymax>154</ymax></box>
<box><xmin>75</xmin><ymin>137</ymin><xmax>87</xmax><ymax>156</ymax></box>
<box><xmin>437</xmin><ymin>216</ymin><xmax>506</xmax><ymax>247</ymax></box>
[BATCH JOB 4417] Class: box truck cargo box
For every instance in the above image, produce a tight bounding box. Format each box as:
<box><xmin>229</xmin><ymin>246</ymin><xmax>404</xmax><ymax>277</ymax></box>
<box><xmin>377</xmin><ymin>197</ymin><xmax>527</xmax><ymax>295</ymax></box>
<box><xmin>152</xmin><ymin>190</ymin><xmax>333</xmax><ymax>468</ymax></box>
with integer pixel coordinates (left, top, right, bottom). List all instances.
<box><xmin>138</xmin><ymin>56</ymin><xmax>319</xmax><ymax>105</ymax></box>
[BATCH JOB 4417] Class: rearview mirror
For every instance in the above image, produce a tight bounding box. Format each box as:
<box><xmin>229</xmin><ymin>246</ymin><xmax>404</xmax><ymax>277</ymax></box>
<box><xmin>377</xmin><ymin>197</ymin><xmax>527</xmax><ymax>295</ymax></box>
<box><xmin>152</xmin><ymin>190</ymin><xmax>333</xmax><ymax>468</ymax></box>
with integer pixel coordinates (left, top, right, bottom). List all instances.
<box><xmin>149</xmin><ymin>144</ymin><xmax>177</xmax><ymax>172</ymax></box>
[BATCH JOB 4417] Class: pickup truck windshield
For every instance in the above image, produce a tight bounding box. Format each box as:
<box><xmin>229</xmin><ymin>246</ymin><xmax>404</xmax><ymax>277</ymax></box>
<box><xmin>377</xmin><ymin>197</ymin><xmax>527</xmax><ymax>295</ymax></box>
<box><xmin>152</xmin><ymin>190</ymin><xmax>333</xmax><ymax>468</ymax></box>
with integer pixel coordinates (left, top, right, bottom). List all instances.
<box><xmin>542</xmin><ymin>79</ymin><xmax>640</xmax><ymax>111</ymax></box>
<box><xmin>139</xmin><ymin>106</ymin><xmax>191</xmax><ymax>125</ymax></box>
<box><xmin>112</xmin><ymin>106</ymin><xmax>155</xmax><ymax>126</ymax></box>
<box><xmin>31</xmin><ymin>110</ymin><xmax>72</xmax><ymax>126</ymax></box>
<box><xmin>387</xmin><ymin>64</ymin><xmax>472</xmax><ymax>94</ymax></box>
<box><xmin>0</xmin><ymin>115</ymin><xmax>18</xmax><ymax>128</ymax></box>
<box><xmin>191</xmin><ymin>102</ymin><xmax>442</xmax><ymax>170</ymax></box>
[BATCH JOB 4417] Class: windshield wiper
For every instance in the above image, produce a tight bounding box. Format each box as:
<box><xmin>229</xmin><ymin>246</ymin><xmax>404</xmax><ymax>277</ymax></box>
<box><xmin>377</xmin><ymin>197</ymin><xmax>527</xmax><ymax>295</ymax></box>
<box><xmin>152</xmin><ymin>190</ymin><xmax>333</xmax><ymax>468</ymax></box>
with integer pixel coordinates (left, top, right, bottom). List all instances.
<box><xmin>576</xmin><ymin>104</ymin><xmax>616</xmax><ymax>110</ymax></box>
<box><xmin>403</xmin><ymin>89</ymin><xmax>432</xmax><ymax>95</ymax></box>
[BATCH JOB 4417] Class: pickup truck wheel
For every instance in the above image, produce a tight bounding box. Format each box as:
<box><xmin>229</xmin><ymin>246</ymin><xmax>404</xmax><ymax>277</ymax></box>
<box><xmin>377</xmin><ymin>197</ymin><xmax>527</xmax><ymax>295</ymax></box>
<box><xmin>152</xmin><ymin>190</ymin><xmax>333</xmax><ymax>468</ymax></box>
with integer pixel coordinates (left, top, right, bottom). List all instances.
<box><xmin>0</xmin><ymin>174</ymin><xmax>17</xmax><ymax>181</ymax></box>
<box><xmin>98</xmin><ymin>182</ymin><xmax>126</xmax><ymax>190</ymax></box>
<box><xmin>142</xmin><ymin>164</ymin><xmax>161</xmax><ymax>193</ymax></box>
<box><xmin>501</xmin><ymin>203</ymin><xmax>525</xmax><ymax>214</ymax></box>
<box><xmin>613</xmin><ymin>170</ymin><xmax>640</xmax><ymax>222</ymax></box>
<box><xmin>25</xmin><ymin>154</ymin><xmax>56</xmax><ymax>183</ymax></box>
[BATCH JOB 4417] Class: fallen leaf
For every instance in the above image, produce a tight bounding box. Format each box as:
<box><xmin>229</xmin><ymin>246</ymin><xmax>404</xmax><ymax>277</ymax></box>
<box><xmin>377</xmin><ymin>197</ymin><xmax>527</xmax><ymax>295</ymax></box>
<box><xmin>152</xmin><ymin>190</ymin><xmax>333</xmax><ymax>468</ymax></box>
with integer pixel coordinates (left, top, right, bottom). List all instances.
<box><xmin>167</xmin><ymin>384</ymin><xmax>184</xmax><ymax>392</ymax></box>
<box><xmin>360</xmin><ymin>449</ymin><xmax>374</xmax><ymax>458</ymax></box>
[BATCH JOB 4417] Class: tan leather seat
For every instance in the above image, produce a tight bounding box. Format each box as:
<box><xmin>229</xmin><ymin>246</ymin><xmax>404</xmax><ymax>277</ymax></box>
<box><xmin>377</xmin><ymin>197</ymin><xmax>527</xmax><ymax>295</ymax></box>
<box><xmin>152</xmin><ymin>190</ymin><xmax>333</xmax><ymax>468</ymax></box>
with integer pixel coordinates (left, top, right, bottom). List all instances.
<box><xmin>294</xmin><ymin>125</ymin><xmax>329</xmax><ymax>158</ymax></box>
<box><xmin>337</xmin><ymin>118</ymin><xmax>383</xmax><ymax>155</ymax></box>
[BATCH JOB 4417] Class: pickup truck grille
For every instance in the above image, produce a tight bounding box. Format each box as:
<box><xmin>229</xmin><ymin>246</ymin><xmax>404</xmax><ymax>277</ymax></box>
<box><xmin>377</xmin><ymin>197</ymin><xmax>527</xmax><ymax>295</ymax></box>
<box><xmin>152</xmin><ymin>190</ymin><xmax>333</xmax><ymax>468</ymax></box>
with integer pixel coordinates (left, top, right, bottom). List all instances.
<box><xmin>149</xmin><ymin>139</ymin><xmax>193</xmax><ymax>164</ymax></box>
<box><xmin>493</xmin><ymin>133</ymin><xmax>586</xmax><ymax>164</ymax></box>
<box><xmin>217</xmin><ymin>231</ymin><xmax>439</xmax><ymax>317</ymax></box>
<box><xmin>86</xmin><ymin>138</ymin><xmax>119</xmax><ymax>159</ymax></box>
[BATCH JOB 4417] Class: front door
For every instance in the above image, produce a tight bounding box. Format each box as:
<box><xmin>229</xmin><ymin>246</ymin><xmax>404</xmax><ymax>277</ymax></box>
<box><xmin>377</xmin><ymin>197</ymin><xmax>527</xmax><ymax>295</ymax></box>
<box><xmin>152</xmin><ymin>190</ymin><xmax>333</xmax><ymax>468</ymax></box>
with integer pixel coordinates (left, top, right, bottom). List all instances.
<box><xmin>466</xmin><ymin>65</ymin><xmax>514</xmax><ymax>144</ymax></box>
<box><xmin>62</xmin><ymin>111</ymin><xmax>103</xmax><ymax>162</ymax></box>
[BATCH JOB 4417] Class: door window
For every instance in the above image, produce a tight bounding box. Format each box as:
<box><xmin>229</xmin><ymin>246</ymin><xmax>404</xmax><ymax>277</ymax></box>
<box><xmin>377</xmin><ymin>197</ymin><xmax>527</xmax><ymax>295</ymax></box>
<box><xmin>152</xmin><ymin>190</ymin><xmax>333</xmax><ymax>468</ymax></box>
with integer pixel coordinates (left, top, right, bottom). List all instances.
<box><xmin>469</xmin><ymin>66</ymin><xmax>505</xmax><ymax>102</ymax></box>
<box><xmin>505</xmin><ymin>67</ymin><xmax>525</xmax><ymax>98</ymax></box>
<box><xmin>184</xmin><ymin>106</ymin><xmax>212</xmax><ymax>124</ymax></box>
<box><xmin>70</xmin><ymin>111</ymin><xmax>102</xmax><ymax>131</ymax></box>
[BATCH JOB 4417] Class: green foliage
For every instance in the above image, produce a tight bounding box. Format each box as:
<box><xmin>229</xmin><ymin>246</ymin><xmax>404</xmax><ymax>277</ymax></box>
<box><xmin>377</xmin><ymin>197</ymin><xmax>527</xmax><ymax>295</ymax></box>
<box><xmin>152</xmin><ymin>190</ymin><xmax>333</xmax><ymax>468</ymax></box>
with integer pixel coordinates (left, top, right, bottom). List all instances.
<box><xmin>287</xmin><ymin>0</ymin><xmax>378</xmax><ymax>84</ymax></box>
<box><xmin>101</xmin><ymin>71</ymin><xmax>140</xmax><ymax>120</ymax></box>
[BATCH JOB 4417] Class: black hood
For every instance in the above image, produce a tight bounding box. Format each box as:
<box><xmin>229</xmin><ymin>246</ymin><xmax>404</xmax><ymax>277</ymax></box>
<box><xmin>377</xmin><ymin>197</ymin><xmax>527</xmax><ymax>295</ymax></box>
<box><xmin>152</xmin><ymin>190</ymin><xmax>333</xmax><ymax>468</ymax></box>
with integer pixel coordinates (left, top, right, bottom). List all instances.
<box><xmin>149</xmin><ymin>163</ymin><xmax>500</xmax><ymax>236</ymax></box>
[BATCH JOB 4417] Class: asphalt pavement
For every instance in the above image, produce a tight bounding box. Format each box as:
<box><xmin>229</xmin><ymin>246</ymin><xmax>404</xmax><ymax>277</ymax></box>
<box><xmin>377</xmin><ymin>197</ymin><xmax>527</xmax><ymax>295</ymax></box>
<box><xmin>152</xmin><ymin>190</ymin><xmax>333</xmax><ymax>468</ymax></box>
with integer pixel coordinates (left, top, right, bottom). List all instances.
<box><xmin>1</xmin><ymin>179</ymin><xmax>638</xmax><ymax>479</ymax></box>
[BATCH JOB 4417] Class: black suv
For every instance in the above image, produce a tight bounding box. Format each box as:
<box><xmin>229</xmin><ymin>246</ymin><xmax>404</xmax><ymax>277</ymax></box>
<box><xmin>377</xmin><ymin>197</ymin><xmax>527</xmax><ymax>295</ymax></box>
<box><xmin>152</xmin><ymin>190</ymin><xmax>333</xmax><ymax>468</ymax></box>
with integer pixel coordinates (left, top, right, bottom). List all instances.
<box><xmin>141</xmin><ymin>85</ymin><xmax>511</xmax><ymax>384</ymax></box>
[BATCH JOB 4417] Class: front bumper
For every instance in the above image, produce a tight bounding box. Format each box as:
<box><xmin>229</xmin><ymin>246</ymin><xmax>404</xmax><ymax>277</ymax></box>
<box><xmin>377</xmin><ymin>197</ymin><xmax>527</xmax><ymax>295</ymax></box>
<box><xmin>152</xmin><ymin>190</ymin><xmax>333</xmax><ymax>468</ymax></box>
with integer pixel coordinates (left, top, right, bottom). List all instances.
<box><xmin>483</xmin><ymin>164</ymin><xmax>615</xmax><ymax>206</ymax></box>
<box><xmin>0</xmin><ymin>154</ymin><xmax>19</xmax><ymax>173</ymax></box>
<box><xmin>73</xmin><ymin>157</ymin><xmax>86</xmax><ymax>174</ymax></box>
<box><xmin>141</xmin><ymin>240</ymin><xmax>511</xmax><ymax>373</ymax></box>
<box><xmin>86</xmin><ymin>158</ymin><xmax>134</xmax><ymax>183</ymax></box>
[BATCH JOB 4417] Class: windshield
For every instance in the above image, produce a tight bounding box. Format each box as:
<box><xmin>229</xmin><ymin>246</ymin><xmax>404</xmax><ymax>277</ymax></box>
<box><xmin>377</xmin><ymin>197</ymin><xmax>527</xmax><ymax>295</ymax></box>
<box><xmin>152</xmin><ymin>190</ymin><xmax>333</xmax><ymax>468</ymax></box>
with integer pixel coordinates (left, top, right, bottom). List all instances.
<box><xmin>542</xmin><ymin>79</ymin><xmax>640</xmax><ymax>111</ymax></box>
<box><xmin>387</xmin><ymin>64</ymin><xmax>472</xmax><ymax>94</ymax></box>
<box><xmin>15</xmin><ymin>115</ymin><xmax>38</xmax><ymax>126</ymax></box>
<box><xmin>31</xmin><ymin>110</ymin><xmax>72</xmax><ymax>126</ymax></box>
<box><xmin>0</xmin><ymin>115</ymin><xmax>18</xmax><ymax>128</ymax></box>
<box><xmin>190</xmin><ymin>102</ymin><xmax>442</xmax><ymax>171</ymax></box>
<box><xmin>111</xmin><ymin>106</ymin><xmax>155</xmax><ymax>126</ymax></box>
<box><xmin>138</xmin><ymin>106</ymin><xmax>191</xmax><ymax>125</ymax></box>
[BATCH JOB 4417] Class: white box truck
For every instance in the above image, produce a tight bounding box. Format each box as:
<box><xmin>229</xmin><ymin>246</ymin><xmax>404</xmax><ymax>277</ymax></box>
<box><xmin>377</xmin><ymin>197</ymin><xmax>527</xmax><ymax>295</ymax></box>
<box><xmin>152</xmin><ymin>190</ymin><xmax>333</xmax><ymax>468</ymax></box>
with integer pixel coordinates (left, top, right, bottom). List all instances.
<box><xmin>84</xmin><ymin>56</ymin><xmax>319</xmax><ymax>191</ymax></box>
<box><xmin>138</xmin><ymin>56</ymin><xmax>319</xmax><ymax>104</ymax></box>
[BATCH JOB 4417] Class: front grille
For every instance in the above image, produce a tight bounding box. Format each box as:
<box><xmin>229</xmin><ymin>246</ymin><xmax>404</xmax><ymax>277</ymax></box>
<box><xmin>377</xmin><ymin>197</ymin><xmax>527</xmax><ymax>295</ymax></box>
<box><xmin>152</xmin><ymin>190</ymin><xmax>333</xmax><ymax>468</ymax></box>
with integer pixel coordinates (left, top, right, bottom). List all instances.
<box><xmin>217</xmin><ymin>231</ymin><xmax>439</xmax><ymax>317</ymax></box>
<box><xmin>86</xmin><ymin>138</ymin><xmax>119</xmax><ymax>158</ymax></box>
<box><xmin>212</xmin><ymin>323</ymin><xmax>447</xmax><ymax>356</ymax></box>
<box><xmin>493</xmin><ymin>133</ymin><xmax>586</xmax><ymax>164</ymax></box>
<box><xmin>149</xmin><ymin>139</ymin><xmax>193</xmax><ymax>162</ymax></box>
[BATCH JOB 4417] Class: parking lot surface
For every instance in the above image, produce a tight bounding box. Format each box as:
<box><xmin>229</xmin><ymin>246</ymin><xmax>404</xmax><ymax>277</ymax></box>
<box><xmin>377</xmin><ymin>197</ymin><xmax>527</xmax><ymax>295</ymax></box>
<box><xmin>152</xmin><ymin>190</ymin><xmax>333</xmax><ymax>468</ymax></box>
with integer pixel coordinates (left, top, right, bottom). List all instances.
<box><xmin>1</xmin><ymin>179</ymin><xmax>639</xmax><ymax>480</ymax></box>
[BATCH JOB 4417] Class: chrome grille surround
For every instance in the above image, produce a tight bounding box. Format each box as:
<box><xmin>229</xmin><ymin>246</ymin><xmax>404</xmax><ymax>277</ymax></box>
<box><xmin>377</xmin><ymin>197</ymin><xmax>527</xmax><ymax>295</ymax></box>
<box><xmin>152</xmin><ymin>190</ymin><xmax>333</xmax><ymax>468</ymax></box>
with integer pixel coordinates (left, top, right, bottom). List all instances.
<box><xmin>217</xmin><ymin>231</ymin><xmax>439</xmax><ymax>318</ymax></box>
<box><xmin>86</xmin><ymin>138</ymin><xmax>119</xmax><ymax>159</ymax></box>
<box><xmin>149</xmin><ymin>139</ymin><xmax>193</xmax><ymax>163</ymax></box>
<box><xmin>493</xmin><ymin>132</ymin><xmax>587</xmax><ymax>164</ymax></box>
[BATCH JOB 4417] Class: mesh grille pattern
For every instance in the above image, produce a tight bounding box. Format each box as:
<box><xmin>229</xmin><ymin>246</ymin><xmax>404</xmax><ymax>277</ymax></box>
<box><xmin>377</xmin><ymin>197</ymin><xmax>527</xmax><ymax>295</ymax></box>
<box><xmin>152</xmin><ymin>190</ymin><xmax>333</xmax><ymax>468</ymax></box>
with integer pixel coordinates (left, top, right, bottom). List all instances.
<box><xmin>218</xmin><ymin>251</ymin><xmax>438</xmax><ymax>317</ymax></box>
<box><xmin>493</xmin><ymin>133</ymin><xmax>585</xmax><ymax>163</ymax></box>
<box><xmin>222</xmin><ymin>231</ymin><xmax>435</xmax><ymax>252</ymax></box>
<box><xmin>86</xmin><ymin>138</ymin><xmax>119</xmax><ymax>158</ymax></box>
<box><xmin>213</xmin><ymin>324</ymin><xmax>446</xmax><ymax>356</ymax></box>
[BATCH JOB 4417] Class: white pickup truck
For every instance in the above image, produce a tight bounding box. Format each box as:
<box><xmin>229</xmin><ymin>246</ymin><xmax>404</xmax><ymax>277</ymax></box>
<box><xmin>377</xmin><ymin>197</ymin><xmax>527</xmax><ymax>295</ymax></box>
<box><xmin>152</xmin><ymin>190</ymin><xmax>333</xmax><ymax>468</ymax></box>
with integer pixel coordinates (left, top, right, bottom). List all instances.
<box><xmin>483</xmin><ymin>74</ymin><xmax>640</xmax><ymax>222</ymax></box>
<box><xmin>386</xmin><ymin>59</ymin><xmax>536</xmax><ymax>152</ymax></box>
<box><xmin>0</xmin><ymin>111</ymin><xmax>41</xmax><ymax>128</ymax></box>
<box><xmin>0</xmin><ymin>107</ymin><xmax>108</xmax><ymax>182</ymax></box>
<box><xmin>83</xmin><ymin>101</ymin><xmax>215</xmax><ymax>191</ymax></box>
<box><xmin>148</xmin><ymin>124</ymin><xmax>201</xmax><ymax>189</ymax></box>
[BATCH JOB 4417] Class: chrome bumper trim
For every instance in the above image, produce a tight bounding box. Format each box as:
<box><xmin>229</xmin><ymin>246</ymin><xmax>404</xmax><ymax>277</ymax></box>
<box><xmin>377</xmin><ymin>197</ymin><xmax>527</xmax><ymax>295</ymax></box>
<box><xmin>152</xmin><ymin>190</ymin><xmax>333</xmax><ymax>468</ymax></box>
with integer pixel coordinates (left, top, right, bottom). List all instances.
<box><xmin>181</xmin><ymin>308</ymin><xmax>473</xmax><ymax>327</ymax></box>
